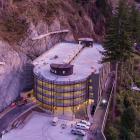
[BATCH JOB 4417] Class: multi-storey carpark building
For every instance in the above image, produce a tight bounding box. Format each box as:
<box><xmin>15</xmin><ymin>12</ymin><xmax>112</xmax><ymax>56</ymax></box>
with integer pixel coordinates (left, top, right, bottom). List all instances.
<box><xmin>33</xmin><ymin>39</ymin><xmax>110</xmax><ymax>115</ymax></box>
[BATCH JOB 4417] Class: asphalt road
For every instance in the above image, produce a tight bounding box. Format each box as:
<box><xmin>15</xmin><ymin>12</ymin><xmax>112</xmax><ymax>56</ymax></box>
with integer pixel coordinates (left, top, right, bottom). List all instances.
<box><xmin>0</xmin><ymin>103</ymin><xmax>34</xmax><ymax>133</ymax></box>
<box><xmin>87</xmin><ymin>73</ymin><xmax>115</xmax><ymax>140</ymax></box>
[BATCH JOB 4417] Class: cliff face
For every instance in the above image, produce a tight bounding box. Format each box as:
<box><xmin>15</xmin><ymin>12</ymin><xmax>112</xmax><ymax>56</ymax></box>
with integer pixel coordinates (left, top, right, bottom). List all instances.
<box><xmin>0</xmin><ymin>41</ymin><xmax>27</xmax><ymax>110</ymax></box>
<box><xmin>0</xmin><ymin>0</ymin><xmax>112</xmax><ymax>111</ymax></box>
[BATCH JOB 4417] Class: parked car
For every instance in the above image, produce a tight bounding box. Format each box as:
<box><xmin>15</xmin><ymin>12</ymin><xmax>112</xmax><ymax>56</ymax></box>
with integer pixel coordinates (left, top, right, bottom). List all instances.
<box><xmin>71</xmin><ymin>128</ymin><xmax>86</xmax><ymax>136</ymax></box>
<box><xmin>15</xmin><ymin>97</ymin><xmax>27</xmax><ymax>107</ymax></box>
<box><xmin>61</xmin><ymin>123</ymin><xmax>67</xmax><ymax>129</ymax></box>
<box><xmin>75</xmin><ymin>123</ymin><xmax>89</xmax><ymax>130</ymax></box>
<box><xmin>77</xmin><ymin>120</ymin><xmax>91</xmax><ymax>126</ymax></box>
<box><xmin>51</xmin><ymin>117</ymin><xmax>58</xmax><ymax>126</ymax></box>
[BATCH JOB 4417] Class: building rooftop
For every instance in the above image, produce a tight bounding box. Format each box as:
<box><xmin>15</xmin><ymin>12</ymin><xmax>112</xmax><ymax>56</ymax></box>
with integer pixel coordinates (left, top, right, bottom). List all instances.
<box><xmin>33</xmin><ymin>42</ymin><xmax>104</xmax><ymax>82</ymax></box>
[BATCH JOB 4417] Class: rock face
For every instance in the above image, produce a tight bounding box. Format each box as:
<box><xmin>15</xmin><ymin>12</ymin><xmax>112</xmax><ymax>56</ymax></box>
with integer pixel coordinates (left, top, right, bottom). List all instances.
<box><xmin>0</xmin><ymin>0</ymin><xmax>112</xmax><ymax>111</ymax></box>
<box><xmin>0</xmin><ymin>41</ymin><xmax>27</xmax><ymax>111</ymax></box>
<box><xmin>0</xmin><ymin>23</ymin><xmax>66</xmax><ymax>111</ymax></box>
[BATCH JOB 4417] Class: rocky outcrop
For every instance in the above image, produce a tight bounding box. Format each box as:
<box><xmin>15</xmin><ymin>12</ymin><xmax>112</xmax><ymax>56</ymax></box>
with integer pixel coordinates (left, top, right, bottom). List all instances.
<box><xmin>0</xmin><ymin>41</ymin><xmax>27</xmax><ymax>111</ymax></box>
<box><xmin>0</xmin><ymin>22</ymin><xmax>68</xmax><ymax>111</ymax></box>
<box><xmin>0</xmin><ymin>20</ymin><xmax>73</xmax><ymax>111</ymax></box>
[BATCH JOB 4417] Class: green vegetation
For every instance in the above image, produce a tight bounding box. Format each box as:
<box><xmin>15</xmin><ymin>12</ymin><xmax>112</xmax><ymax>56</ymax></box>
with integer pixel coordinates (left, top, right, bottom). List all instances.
<box><xmin>103</xmin><ymin>0</ymin><xmax>140</xmax><ymax>139</ymax></box>
<box><xmin>0</xmin><ymin>0</ymin><xmax>93</xmax><ymax>43</ymax></box>
<box><xmin>129</xmin><ymin>4</ymin><xmax>140</xmax><ymax>44</ymax></box>
<box><xmin>103</xmin><ymin>0</ymin><xmax>133</xmax><ymax>124</ymax></box>
<box><xmin>0</xmin><ymin>8</ymin><xmax>28</xmax><ymax>43</ymax></box>
<box><xmin>75</xmin><ymin>0</ymin><xmax>90</xmax><ymax>5</ymax></box>
<box><xmin>95</xmin><ymin>0</ymin><xmax>112</xmax><ymax>17</ymax></box>
<box><xmin>103</xmin><ymin>0</ymin><xmax>132</xmax><ymax>63</ymax></box>
<box><xmin>13</xmin><ymin>0</ymin><xmax>61</xmax><ymax>24</ymax></box>
<box><xmin>106</xmin><ymin>86</ymin><xmax>140</xmax><ymax>140</ymax></box>
<box><xmin>0</xmin><ymin>0</ymin><xmax>66</xmax><ymax>43</ymax></box>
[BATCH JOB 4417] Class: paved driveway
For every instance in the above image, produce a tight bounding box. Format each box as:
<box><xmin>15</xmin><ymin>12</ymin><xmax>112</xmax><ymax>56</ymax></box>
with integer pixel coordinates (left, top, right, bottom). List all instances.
<box><xmin>2</xmin><ymin>113</ymin><xmax>87</xmax><ymax>140</ymax></box>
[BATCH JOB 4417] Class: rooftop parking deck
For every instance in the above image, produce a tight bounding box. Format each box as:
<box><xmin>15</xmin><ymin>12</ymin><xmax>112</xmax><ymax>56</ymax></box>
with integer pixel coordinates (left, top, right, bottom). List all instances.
<box><xmin>33</xmin><ymin>42</ymin><xmax>104</xmax><ymax>82</ymax></box>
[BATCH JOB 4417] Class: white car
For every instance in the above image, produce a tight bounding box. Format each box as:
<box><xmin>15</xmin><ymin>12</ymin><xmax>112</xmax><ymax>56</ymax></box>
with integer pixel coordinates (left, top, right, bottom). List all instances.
<box><xmin>78</xmin><ymin>120</ymin><xmax>91</xmax><ymax>126</ymax></box>
<box><xmin>75</xmin><ymin>123</ymin><xmax>89</xmax><ymax>130</ymax></box>
<box><xmin>51</xmin><ymin>117</ymin><xmax>58</xmax><ymax>126</ymax></box>
<box><xmin>71</xmin><ymin>128</ymin><xmax>86</xmax><ymax>136</ymax></box>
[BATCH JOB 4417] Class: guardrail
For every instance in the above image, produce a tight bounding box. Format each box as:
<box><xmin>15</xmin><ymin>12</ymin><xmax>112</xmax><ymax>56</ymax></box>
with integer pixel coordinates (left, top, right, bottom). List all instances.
<box><xmin>102</xmin><ymin>80</ymin><xmax>115</xmax><ymax>130</ymax></box>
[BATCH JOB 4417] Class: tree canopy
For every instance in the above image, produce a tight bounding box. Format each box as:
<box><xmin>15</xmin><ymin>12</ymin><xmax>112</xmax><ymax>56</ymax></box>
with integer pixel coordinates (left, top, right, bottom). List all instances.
<box><xmin>103</xmin><ymin>0</ymin><xmax>140</xmax><ymax>63</ymax></box>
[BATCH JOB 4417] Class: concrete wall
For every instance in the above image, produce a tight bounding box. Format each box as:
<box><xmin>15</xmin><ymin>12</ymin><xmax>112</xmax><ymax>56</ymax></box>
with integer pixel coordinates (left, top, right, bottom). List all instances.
<box><xmin>89</xmin><ymin>73</ymin><xmax>100</xmax><ymax>105</ymax></box>
<box><xmin>90</xmin><ymin>62</ymin><xmax>110</xmax><ymax>106</ymax></box>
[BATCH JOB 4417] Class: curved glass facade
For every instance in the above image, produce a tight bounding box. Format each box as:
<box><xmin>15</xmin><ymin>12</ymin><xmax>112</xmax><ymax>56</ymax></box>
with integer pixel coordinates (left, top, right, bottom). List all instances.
<box><xmin>34</xmin><ymin>75</ymin><xmax>89</xmax><ymax>112</ymax></box>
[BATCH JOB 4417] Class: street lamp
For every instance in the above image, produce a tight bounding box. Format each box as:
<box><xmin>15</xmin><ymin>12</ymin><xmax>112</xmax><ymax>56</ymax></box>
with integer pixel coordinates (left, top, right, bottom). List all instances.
<box><xmin>102</xmin><ymin>99</ymin><xmax>107</xmax><ymax>104</ymax></box>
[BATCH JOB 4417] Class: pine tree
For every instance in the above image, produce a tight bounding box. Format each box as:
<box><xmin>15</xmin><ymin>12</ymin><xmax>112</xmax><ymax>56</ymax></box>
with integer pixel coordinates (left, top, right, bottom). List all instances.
<box><xmin>129</xmin><ymin>4</ymin><xmax>140</xmax><ymax>44</ymax></box>
<box><xmin>103</xmin><ymin>0</ymin><xmax>132</xmax><ymax>63</ymax></box>
<box><xmin>103</xmin><ymin>15</ymin><xmax>120</xmax><ymax>62</ymax></box>
<box><xmin>103</xmin><ymin>0</ymin><xmax>133</xmax><ymax>121</ymax></box>
<box><xmin>121</xmin><ymin>106</ymin><xmax>136</xmax><ymax>132</ymax></box>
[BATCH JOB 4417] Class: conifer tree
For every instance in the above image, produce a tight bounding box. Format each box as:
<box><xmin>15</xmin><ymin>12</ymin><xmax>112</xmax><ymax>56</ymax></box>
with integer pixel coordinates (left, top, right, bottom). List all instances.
<box><xmin>103</xmin><ymin>0</ymin><xmax>133</xmax><ymax>120</ymax></box>
<box><xmin>103</xmin><ymin>0</ymin><xmax>132</xmax><ymax>63</ymax></box>
<box><xmin>129</xmin><ymin>4</ymin><xmax>140</xmax><ymax>44</ymax></box>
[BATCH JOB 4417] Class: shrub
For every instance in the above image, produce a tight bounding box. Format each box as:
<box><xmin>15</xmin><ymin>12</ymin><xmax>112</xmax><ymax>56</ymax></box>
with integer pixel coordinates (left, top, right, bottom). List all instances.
<box><xmin>36</xmin><ymin>0</ymin><xmax>60</xmax><ymax>24</ymax></box>
<box><xmin>106</xmin><ymin>126</ymin><xmax>119</xmax><ymax>140</ymax></box>
<box><xmin>0</xmin><ymin>8</ymin><xmax>28</xmax><ymax>43</ymax></box>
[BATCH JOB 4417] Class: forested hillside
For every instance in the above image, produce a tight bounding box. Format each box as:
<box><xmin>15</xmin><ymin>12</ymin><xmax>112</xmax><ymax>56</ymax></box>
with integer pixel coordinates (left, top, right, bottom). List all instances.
<box><xmin>103</xmin><ymin>0</ymin><xmax>140</xmax><ymax>139</ymax></box>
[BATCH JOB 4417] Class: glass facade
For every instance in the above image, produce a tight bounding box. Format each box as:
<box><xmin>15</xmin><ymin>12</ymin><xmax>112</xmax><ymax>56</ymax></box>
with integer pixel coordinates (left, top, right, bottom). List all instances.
<box><xmin>34</xmin><ymin>63</ymin><xmax>110</xmax><ymax>115</ymax></box>
<box><xmin>34</xmin><ymin>75</ymin><xmax>89</xmax><ymax>113</ymax></box>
